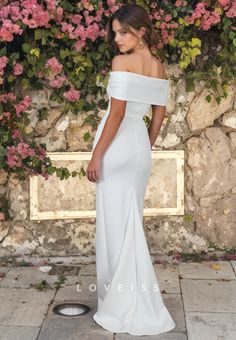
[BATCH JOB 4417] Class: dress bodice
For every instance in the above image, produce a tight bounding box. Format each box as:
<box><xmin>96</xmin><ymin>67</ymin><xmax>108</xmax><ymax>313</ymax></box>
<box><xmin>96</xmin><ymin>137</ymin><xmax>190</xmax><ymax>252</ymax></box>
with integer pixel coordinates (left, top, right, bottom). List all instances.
<box><xmin>106</xmin><ymin>71</ymin><xmax>169</xmax><ymax>120</ymax></box>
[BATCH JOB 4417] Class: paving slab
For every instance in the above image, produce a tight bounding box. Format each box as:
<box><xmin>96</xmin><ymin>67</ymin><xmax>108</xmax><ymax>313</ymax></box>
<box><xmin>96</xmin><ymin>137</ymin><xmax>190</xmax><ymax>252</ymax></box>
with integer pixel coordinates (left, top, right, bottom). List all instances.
<box><xmin>0</xmin><ymin>267</ymin><xmax>10</xmax><ymax>273</ymax></box>
<box><xmin>0</xmin><ymin>288</ymin><xmax>55</xmax><ymax>326</ymax></box>
<box><xmin>38</xmin><ymin>315</ymin><xmax>113</xmax><ymax>340</ymax></box>
<box><xmin>0</xmin><ymin>267</ymin><xmax>59</xmax><ymax>288</ymax></box>
<box><xmin>181</xmin><ymin>279</ymin><xmax>236</xmax><ymax>313</ymax></box>
<box><xmin>0</xmin><ymin>267</ymin><xmax>9</xmax><ymax>282</ymax></box>
<box><xmin>53</xmin><ymin>275</ymin><xmax>97</xmax><ymax>306</ymax></box>
<box><xmin>15</xmin><ymin>255</ymin><xmax>95</xmax><ymax>266</ymax></box>
<box><xmin>163</xmin><ymin>294</ymin><xmax>186</xmax><ymax>333</ymax></box>
<box><xmin>0</xmin><ymin>266</ymin><xmax>84</xmax><ymax>288</ymax></box>
<box><xmin>186</xmin><ymin>312</ymin><xmax>236</xmax><ymax>340</ymax></box>
<box><xmin>154</xmin><ymin>264</ymin><xmax>180</xmax><ymax>294</ymax></box>
<box><xmin>0</xmin><ymin>325</ymin><xmax>40</xmax><ymax>340</ymax></box>
<box><xmin>115</xmin><ymin>332</ymin><xmax>187</xmax><ymax>339</ymax></box>
<box><xmin>179</xmin><ymin>261</ymin><xmax>236</xmax><ymax>280</ymax></box>
<box><xmin>230</xmin><ymin>261</ymin><xmax>236</xmax><ymax>275</ymax></box>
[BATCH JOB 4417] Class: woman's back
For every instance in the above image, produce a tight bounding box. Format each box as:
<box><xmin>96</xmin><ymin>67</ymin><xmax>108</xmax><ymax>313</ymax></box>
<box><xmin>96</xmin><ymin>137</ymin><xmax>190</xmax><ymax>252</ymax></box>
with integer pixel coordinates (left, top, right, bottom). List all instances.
<box><xmin>124</xmin><ymin>52</ymin><xmax>167</xmax><ymax>80</ymax></box>
<box><xmin>90</xmin><ymin>3</ymin><xmax>175</xmax><ymax>336</ymax></box>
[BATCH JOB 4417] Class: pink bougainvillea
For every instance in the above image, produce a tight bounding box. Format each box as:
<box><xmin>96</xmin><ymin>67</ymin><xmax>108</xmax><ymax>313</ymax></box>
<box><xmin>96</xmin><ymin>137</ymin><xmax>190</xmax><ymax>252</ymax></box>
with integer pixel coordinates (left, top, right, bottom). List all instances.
<box><xmin>63</xmin><ymin>85</ymin><xmax>80</xmax><ymax>102</ymax></box>
<box><xmin>45</xmin><ymin>57</ymin><xmax>63</xmax><ymax>75</ymax></box>
<box><xmin>13</xmin><ymin>61</ymin><xmax>23</xmax><ymax>75</ymax></box>
<box><xmin>14</xmin><ymin>96</ymin><xmax>32</xmax><ymax>117</ymax></box>
<box><xmin>0</xmin><ymin>56</ymin><xmax>8</xmax><ymax>76</ymax></box>
<box><xmin>6</xmin><ymin>146</ymin><xmax>23</xmax><ymax>168</ymax></box>
<box><xmin>0</xmin><ymin>0</ymin><xmax>235</xmax><ymax>182</ymax></box>
<box><xmin>49</xmin><ymin>75</ymin><xmax>67</xmax><ymax>88</ymax></box>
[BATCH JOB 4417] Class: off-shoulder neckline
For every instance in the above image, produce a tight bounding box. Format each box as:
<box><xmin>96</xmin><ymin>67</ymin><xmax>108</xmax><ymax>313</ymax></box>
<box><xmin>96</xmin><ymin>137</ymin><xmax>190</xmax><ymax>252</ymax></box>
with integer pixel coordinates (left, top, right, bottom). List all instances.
<box><xmin>109</xmin><ymin>70</ymin><xmax>168</xmax><ymax>82</ymax></box>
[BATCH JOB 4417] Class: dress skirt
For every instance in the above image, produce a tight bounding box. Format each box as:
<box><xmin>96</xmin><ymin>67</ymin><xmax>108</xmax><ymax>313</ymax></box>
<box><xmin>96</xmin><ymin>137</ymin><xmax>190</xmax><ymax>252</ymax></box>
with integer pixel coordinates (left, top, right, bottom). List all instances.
<box><xmin>92</xmin><ymin>105</ymin><xmax>176</xmax><ymax>336</ymax></box>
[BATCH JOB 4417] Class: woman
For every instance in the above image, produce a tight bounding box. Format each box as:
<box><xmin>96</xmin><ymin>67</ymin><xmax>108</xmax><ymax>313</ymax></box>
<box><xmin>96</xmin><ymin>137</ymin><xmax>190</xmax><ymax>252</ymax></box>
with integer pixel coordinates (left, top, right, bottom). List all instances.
<box><xmin>86</xmin><ymin>3</ymin><xmax>176</xmax><ymax>336</ymax></box>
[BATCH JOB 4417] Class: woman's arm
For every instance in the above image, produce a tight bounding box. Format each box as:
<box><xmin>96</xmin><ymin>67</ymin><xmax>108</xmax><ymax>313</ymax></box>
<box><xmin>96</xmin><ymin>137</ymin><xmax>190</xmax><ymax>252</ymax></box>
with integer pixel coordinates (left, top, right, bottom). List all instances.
<box><xmin>87</xmin><ymin>97</ymin><xmax>126</xmax><ymax>183</ymax></box>
<box><xmin>92</xmin><ymin>98</ymin><xmax>126</xmax><ymax>156</ymax></box>
<box><xmin>148</xmin><ymin>105</ymin><xmax>166</xmax><ymax>148</ymax></box>
<box><xmin>148</xmin><ymin>62</ymin><xmax>168</xmax><ymax>148</ymax></box>
<box><xmin>86</xmin><ymin>55</ymin><xmax>128</xmax><ymax>182</ymax></box>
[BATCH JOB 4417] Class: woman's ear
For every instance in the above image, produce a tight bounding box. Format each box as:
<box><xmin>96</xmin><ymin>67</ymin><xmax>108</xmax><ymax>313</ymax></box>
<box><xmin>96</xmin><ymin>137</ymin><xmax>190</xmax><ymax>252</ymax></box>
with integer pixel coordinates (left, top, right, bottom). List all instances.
<box><xmin>139</xmin><ymin>26</ymin><xmax>146</xmax><ymax>38</ymax></box>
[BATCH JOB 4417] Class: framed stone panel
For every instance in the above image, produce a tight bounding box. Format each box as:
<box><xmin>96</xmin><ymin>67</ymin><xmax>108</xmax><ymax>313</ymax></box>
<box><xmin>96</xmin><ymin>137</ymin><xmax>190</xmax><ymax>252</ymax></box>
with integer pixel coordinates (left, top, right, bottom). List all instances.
<box><xmin>30</xmin><ymin>150</ymin><xmax>184</xmax><ymax>220</ymax></box>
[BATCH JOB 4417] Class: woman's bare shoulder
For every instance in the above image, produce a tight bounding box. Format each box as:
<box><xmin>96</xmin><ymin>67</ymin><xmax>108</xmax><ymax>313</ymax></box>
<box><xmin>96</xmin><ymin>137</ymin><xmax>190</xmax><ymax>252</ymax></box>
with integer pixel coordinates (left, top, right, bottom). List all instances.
<box><xmin>111</xmin><ymin>54</ymin><xmax>130</xmax><ymax>71</ymax></box>
<box><xmin>151</xmin><ymin>56</ymin><xmax>167</xmax><ymax>79</ymax></box>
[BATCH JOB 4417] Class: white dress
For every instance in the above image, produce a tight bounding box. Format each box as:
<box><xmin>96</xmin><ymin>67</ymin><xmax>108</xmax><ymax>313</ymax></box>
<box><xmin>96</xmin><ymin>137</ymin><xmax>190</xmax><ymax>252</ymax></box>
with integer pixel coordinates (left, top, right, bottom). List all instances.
<box><xmin>92</xmin><ymin>71</ymin><xmax>176</xmax><ymax>336</ymax></box>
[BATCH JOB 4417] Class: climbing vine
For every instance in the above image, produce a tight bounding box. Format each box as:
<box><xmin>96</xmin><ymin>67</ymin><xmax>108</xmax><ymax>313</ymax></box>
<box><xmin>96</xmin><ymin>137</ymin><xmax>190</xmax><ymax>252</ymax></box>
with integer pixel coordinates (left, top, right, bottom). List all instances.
<box><xmin>0</xmin><ymin>0</ymin><xmax>235</xmax><ymax>180</ymax></box>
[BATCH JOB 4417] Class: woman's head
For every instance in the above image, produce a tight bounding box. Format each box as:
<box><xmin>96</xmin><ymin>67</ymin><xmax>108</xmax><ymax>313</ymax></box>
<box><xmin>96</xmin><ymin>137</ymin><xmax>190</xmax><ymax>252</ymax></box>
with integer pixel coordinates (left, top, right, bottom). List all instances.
<box><xmin>106</xmin><ymin>3</ymin><xmax>159</xmax><ymax>54</ymax></box>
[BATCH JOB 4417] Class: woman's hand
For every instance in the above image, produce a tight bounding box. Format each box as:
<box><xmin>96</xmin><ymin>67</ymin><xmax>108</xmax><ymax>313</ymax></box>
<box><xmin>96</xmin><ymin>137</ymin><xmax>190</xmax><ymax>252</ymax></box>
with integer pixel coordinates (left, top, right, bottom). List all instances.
<box><xmin>86</xmin><ymin>154</ymin><xmax>102</xmax><ymax>183</ymax></box>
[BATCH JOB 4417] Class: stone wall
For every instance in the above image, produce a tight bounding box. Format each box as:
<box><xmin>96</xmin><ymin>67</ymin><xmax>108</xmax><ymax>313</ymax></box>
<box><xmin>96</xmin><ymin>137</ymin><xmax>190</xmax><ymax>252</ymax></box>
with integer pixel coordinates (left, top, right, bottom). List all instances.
<box><xmin>0</xmin><ymin>64</ymin><xmax>236</xmax><ymax>259</ymax></box>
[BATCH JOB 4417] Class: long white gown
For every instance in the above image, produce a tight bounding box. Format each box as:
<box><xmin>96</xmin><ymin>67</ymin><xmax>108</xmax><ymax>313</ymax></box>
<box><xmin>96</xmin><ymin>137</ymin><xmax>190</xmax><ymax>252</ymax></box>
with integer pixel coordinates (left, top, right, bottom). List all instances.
<box><xmin>92</xmin><ymin>70</ymin><xmax>176</xmax><ymax>336</ymax></box>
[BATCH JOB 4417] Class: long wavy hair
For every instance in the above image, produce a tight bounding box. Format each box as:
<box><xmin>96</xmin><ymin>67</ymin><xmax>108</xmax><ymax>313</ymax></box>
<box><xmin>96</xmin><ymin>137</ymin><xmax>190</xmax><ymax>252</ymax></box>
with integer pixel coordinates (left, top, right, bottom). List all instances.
<box><xmin>105</xmin><ymin>3</ymin><xmax>159</xmax><ymax>54</ymax></box>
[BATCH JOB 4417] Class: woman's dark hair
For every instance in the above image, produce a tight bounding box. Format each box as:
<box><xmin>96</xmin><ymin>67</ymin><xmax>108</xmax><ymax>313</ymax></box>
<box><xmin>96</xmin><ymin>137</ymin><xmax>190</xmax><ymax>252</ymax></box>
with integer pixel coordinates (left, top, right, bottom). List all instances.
<box><xmin>105</xmin><ymin>3</ymin><xmax>159</xmax><ymax>53</ymax></box>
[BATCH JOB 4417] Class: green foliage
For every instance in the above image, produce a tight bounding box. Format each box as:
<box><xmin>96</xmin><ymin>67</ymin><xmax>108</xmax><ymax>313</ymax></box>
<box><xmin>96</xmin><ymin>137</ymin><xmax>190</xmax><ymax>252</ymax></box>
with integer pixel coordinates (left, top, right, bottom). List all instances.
<box><xmin>0</xmin><ymin>0</ymin><xmax>235</xmax><ymax>183</ymax></box>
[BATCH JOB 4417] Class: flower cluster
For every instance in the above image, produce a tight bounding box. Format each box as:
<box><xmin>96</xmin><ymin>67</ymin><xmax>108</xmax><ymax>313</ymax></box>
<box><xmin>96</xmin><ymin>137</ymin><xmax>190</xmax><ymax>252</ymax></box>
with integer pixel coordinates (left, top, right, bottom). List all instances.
<box><xmin>0</xmin><ymin>92</ymin><xmax>49</xmax><ymax>179</ymax></box>
<box><xmin>0</xmin><ymin>0</ymin><xmax>235</xmax><ymax>182</ymax></box>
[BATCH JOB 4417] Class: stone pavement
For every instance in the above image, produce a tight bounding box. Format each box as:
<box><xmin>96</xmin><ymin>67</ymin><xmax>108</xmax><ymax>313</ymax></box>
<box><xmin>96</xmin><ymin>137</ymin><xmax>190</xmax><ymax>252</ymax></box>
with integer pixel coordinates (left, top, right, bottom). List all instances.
<box><xmin>0</xmin><ymin>257</ymin><xmax>236</xmax><ymax>340</ymax></box>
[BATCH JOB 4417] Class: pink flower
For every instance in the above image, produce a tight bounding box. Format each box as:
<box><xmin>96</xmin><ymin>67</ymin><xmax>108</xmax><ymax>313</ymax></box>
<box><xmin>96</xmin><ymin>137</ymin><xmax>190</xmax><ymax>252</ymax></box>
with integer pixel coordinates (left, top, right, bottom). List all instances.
<box><xmin>61</xmin><ymin>22</ymin><xmax>75</xmax><ymax>34</ymax></box>
<box><xmin>69</xmin><ymin>14</ymin><xmax>83</xmax><ymax>25</ymax></box>
<box><xmin>38</xmin><ymin>147</ymin><xmax>46</xmax><ymax>160</ymax></box>
<box><xmin>13</xmin><ymin>62</ymin><xmax>23</xmax><ymax>75</ymax></box>
<box><xmin>0</xmin><ymin>111</ymin><xmax>11</xmax><ymax>121</ymax></box>
<box><xmin>49</xmin><ymin>75</ymin><xmax>67</xmax><ymax>88</ymax></box>
<box><xmin>14</xmin><ymin>96</ymin><xmax>32</xmax><ymax>117</ymax></box>
<box><xmin>0</xmin><ymin>56</ymin><xmax>8</xmax><ymax>76</ymax></box>
<box><xmin>0</xmin><ymin>92</ymin><xmax>16</xmax><ymax>103</ymax></box>
<box><xmin>218</xmin><ymin>0</ymin><xmax>230</xmax><ymax>8</ymax></box>
<box><xmin>6</xmin><ymin>146</ymin><xmax>22</xmax><ymax>167</ymax></box>
<box><xmin>63</xmin><ymin>86</ymin><xmax>80</xmax><ymax>102</ymax></box>
<box><xmin>226</xmin><ymin>8</ymin><xmax>236</xmax><ymax>17</ymax></box>
<box><xmin>12</xmin><ymin>129</ymin><xmax>21</xmax><ymax>140</ymax></box>
<box><xmin>164</xmin><ymin>14</ymin><xmax>172</xmax><ymax>22</ymax></box>
<box><xmin>45</xmin><ymin>57</ymin><xmax>62</xmax><ymax>74</ymax></box>
<box><xmin>0</xmin><ymin>28</ymin><xmax>14</xmax><ymax>42</ymax></box>
<box><xmin>56</xmin><ymin>7</ymin><xmax>64</xmax><ymax>16</ymax></box>
<box><xmin>45</xmin><ymin>0</ymin><xmax>56</xmax><ymax>12</ymax></box>
<box><xmin>74</xmin><ymin>39</ymin><xmax>86</xmax><ymax>51</ymax></box>
<box><xmin>175</xmin><ymin>0</ymin><xmax>187</xmax><ymax>7</ymax></box>
<box><xmin>16</xmin><ymin>142</ymin><xmax>35</xmax><ymax>159</ymax></box>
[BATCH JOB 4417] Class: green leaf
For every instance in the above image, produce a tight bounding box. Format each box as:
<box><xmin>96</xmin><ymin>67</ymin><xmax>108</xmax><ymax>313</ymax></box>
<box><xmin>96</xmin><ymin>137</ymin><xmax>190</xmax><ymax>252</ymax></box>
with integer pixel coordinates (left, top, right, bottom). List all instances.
<box><xmin>20</xmin><ymin>78</ymin><xmax>30</xmax><ymax>89</ymax></box>
<box><xmin>56</xmin><ymin>168</ymin><xmax>63</xmax><ymax>179</ymax></box>
<box><xmin>205</xmin><ymin>95</ymin><xmax>211</xmax><ymax>102</ymax></box>
<box><xmin>172</xmin><ymin>9</ymin><xmax>178</xmax><ymax>18</ymax></box>
<box><xmin>0</xmin><ymin>131</ymin><xmax>9</xmax><ymax>144</ymax></box>
<box><xmin>233</xmin><ymin>38</ymin><xmax>236</xmax><ymax>47</ymax></box>
<box><xmin>98</xmin><ymin>43</ymin><xmax>106</xmax><ymax>52</ymax></box>
<box><xmin>229</xmin><ymin>31</ymin><xmax>235</xmax><ymax>40</ymax></box>
<box><xmin>7</xmin><ymin>74</ymin><xmax>15</xmax><ymax>82</ymax></box>
<box><xmin>22</xmin><ymin>43</ymin><xmax>32</xmax><ymax>53</ymax></box>
<box><xmin>27</xmin><ymin>55</ymin><xmax>36</xmax><ymax>65</ymax></box>
<box><xmin>46</xmin><ymin>165</ymin><xmax>55</xmax><ymax>174</ymax></box>
<box><xmin>32</xmin><ymin>156</ymin><xmax>40</xmax><ymax>167</ymax></box>
<box><xmin>0</xmin><ymin>47</ymin><xmax>7</xmax><ymax>57</ymax></box>
<box><xmin>27</xmin><ymin>69</ymin><xmax>34</xmax><ymax>78</ymax></box>
<box><xmin>83</xmin><ymin>132</ymin><xmax>91</xmax><ymax>142</ymax></box>
<box><xmin>0</xmin><ymin>144</ymin><xmax>7</xmax><ymax>165</ymax></box>
<box><xmin>34</xmin><ymin>29</ymin><xmax>43</xmax><ymax>40</ymax></box>
<box><xmin>9</xmin><ymin>52</ymin><xmax>20</xmax><ymax>60</ymax></box>
<box><xmin>51</xmin><ymin>27</ymin><xmax>60</xmax><ymax>34</ymax></box>
<box><xmin>60</xmin><ymin>49</ymin><xmax>71</xmax><ymax>59</ymax></box>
